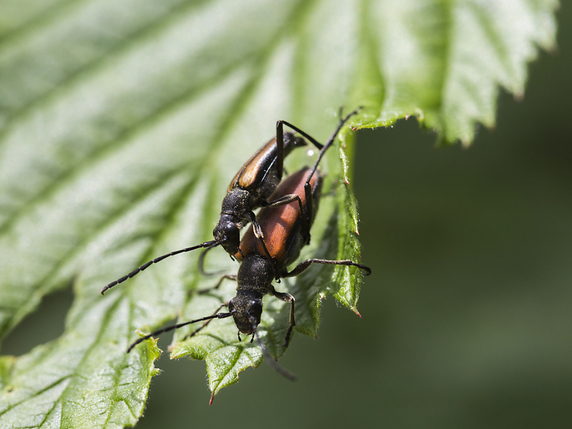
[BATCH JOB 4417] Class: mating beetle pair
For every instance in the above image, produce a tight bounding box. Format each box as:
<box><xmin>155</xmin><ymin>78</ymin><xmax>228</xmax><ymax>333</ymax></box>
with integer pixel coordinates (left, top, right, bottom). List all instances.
<box><xmin>101</xmin><ymin>109</ymin><xmax>361</xmax><ymax>293</ymax></box>
<box><xmin>102</xmin><ymin>109</ymin><xmax>371</xmax><ymax>377</ymax></box>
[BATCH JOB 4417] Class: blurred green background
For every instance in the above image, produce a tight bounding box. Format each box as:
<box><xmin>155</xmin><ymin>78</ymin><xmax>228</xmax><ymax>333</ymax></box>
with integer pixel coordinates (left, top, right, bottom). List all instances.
<box><xmin>3</xmin><ymin>5</ymin><xmax>571</xmax><ymax>429</ymax></box>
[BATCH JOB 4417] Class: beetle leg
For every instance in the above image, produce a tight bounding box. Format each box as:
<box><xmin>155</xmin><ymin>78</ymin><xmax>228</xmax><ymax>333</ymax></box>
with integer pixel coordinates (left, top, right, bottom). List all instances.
<box><xmin>198</xmin><ymin>245</ymin><xmax>231</xmax><ymax>277</ymax></box>
<box><xmin>302</xmin><ymin>182</ymin><xmax>313</xmax><ymax>244</ymax></box>
<box><xmin>262</xmin><ymin>193</ymin><xmax>301</xmax><ymax>209</ymax></box>
<box><xmin>264</xmin><ymin>192</ymin><xmax>310</xmax><ymax>244</ymax></box>
<box><xmin>270</xmin><ymin>286</ymin><xmax>296</xmax><ymax>348</ymax></box>
<box><xmin>278</xmin><ymin>120</ymin><xmax>324</xmax><ymax>151</ymax></box>
<box><xmin>246</xmin><ymin>210</ymin><xmax>280</xmax><ymax>279</ymax></box>
<box><xmin>250</xmin><ymin>218</ymin><xmax>280</xmax><ymax>279</ymax></box>
<box><xmin>304</xmin><ymin>107</ymin><xmax>362</xmax><ymax>193</ymax></box>
<box><xmin>197</xmin><ymin>274</ymin><xmax>237</xmax><ymax>295</ymax></box>
<box><xmin>184</xmin><ymin>302</ymin><xmax>230</xmax><ymax>340</ymax></box>
<box><xmin>283</xmin><ymin>258</ymin><xmax>372</xmax><ymax>278</ymax></box>
<box><xmin>275</xmin><ymin>120</ymin><xmax>286</xmax><ymax>179</ymax></box>
<box><xmin>252</xmin><ymin>327</ymin><xmax>297</xmax><ymax>381</ymax></box>
<box><xmin>184</xmin><ymin>275</ymin><xmax>235</xmax><ymax>338</ymax></box>
<box><xmin>264</xmin><ymin>193</ymin><xmax>307</xmax><ymax>245</ymax></box>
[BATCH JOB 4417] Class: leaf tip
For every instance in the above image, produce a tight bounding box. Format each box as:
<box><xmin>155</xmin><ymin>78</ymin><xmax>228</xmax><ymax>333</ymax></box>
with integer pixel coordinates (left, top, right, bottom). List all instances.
<box><xmin>513</xmin><ymin>91</ymin><xmax>524</xmax><ymax>102</ymax></box>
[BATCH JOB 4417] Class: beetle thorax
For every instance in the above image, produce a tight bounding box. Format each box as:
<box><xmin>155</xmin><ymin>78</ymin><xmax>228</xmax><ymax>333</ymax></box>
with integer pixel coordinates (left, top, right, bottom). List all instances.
<box><xmin>237</xmin><ymin>254</ymin><xmax>274</xmax><ymax>296</ymax></box>
<box><xmin>220</xmin><ymin>188</ymin><xmax>255</xmax><ymax>218</ymax></box>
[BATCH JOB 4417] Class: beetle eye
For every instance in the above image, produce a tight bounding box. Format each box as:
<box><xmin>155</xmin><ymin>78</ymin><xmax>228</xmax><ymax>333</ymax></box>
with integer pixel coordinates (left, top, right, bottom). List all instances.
<box><xmin>250</xmin><ymin>301</ymin><xmax>262</xmax><ymax>318</ymax></box>
<box><xmin>221</xmin><ymin>222</ymin><xmax>237</xmax><ymax>237</ymax></box>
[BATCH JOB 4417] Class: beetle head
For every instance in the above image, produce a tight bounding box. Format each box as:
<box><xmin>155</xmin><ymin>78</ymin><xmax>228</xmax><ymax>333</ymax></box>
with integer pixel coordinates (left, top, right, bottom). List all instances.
<box><xmin>228</xmin><ymin>290</ymin><xmax>263</xmax><ymax>335</ymax></box>
<box><xmin>213</xmin><ymin>214</ymin><xmax>240</xmax><ymax>255</ymax></box>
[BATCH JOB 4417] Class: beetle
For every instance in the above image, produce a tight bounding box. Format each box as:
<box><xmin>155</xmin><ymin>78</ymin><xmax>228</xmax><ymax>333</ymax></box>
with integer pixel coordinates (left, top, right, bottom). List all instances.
<box><xmin>101</xmin><ymin>109</ymin><xmax>361</xmax><ymax>294</ymax></box>
<box><xmin>126</xmin><ymin>167</ymin><xmax>371</xmax><ymax>377</ymax></box>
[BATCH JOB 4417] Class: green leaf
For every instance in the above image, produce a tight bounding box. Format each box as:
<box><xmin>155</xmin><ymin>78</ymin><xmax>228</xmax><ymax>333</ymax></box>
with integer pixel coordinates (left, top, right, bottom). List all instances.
<box><xmin>350</xmin><ymin>0</ymin><xmax>559</xmax><ymax>144</ymax></box>
<box><xmin>0</xmin><ymin>0</ymin><xmax>557</xmax><ymax>425</ymax></box>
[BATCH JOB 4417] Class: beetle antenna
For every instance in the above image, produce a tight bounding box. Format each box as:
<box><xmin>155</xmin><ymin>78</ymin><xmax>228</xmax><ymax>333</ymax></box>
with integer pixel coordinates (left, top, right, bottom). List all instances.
<box><xmin>198</xmin><ymin>245</ymin><xmax>228</xmax><ymax>277</ymax></box>
<box><xmin>102</xmin><ymin>240</ymin><xmax>219</xmax><ymax>294</ymax></box>
<box><xmin>126</xmin><ymin>311</ymin><xmax>232</xmax><ymax>353</ymax></box>
<box><xmin>306</xmin><ymin>106</ymin><xmax>362</xmax><ymax>182</ymax></box>
<box><xmin>253</xmin><ymin>322</ymin><xmax>297</xmax><ymax>381</ymax></box>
